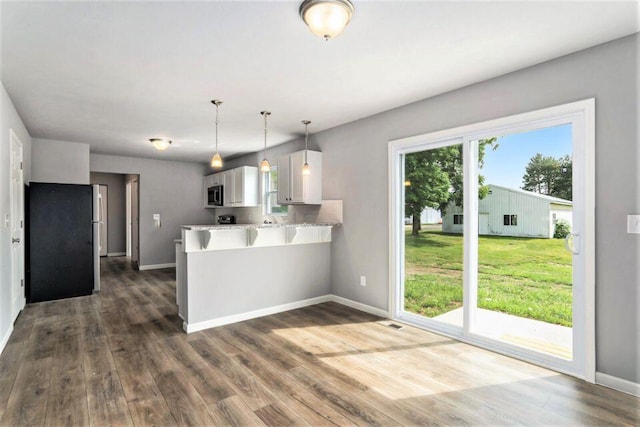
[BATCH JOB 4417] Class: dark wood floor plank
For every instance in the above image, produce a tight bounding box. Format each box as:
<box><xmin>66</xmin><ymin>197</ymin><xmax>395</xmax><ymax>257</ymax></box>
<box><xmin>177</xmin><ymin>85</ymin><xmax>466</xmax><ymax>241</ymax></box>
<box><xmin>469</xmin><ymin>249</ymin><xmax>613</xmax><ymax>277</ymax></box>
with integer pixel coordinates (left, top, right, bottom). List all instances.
<box><xmin>162</xmin><ymin>335</ymin><xmax>236</xmax><ymax>404</ymax></box>
<box><xmin>0</xmin><ymin>357</ymin><xmax>52</xmax><ymax>426</ymax></box>
<box><xmin>0</xmin><ymin>256</ymin><xmax>637</xmax><ymax>427</ymax></box>
<box><xmin>127</xmin><ymin>397</ymin><xmax>177</xmax><ymax>427</ymax></box>
<box><xmin>189</xmin><ymin>337</ymin><xmax>276</xmax><ymax>411</ymax></box>
<box><xmin>153</xmin><ymin>370</ymin><xmax>216</xmax><ymax>426</ymax></box>
<box><xmin>207</xmin><ymin>395</ymin><xmax>266</xmax><ymax>426</ymax></box>
<box><xmin>85</xmin><ymin>370</ymin><xmax>133</xmax><ymax>427</ymax></box>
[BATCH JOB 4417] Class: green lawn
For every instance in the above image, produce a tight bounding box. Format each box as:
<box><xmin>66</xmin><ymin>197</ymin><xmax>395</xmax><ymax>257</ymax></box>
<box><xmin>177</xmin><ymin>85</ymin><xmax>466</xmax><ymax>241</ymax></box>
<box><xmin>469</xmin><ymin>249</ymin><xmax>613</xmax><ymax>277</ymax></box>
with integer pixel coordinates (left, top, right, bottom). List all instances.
<box><xmin>405</xmin><ymin>229</ymin><xmax>573</xmax><ymax>326</ymax></box>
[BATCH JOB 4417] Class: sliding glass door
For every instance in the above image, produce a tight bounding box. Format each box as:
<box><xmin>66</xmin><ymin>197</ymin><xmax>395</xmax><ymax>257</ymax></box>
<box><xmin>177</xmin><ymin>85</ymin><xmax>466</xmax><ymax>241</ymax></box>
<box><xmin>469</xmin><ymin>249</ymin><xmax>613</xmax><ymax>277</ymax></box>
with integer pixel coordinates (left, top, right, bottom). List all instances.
<box><xmin>389</xmin><ymin>100</ymin><xmax>595</xmax><ymax>380</ymax></box>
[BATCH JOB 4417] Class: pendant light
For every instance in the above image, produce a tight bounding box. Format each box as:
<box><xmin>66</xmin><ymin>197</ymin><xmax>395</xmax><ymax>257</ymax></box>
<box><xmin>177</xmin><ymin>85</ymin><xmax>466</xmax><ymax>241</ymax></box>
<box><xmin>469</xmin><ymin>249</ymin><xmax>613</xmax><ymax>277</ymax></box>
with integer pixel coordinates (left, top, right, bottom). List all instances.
<box><xmin>260</xmin><ymin>111</ymin><xmax>271</xmax><ymax>172</ymax></box>
<box><xmin>150</xmin><ymin>138</ymin><xmax>172</xmax><ymax>151</ymax></box>
<box><xmin>210</xmin><ymin>99</ymin><xmax>223</xmax><ymax>168</ymax></box>
<box><xmin>301</xmin><ymin>120</ymin><xmax>311</xmax><ymax>176</ymax></box>
<box><xmin>299</xmin><ymin>0</ymin><xmax>355</xmax><ymax>41</ymax></box>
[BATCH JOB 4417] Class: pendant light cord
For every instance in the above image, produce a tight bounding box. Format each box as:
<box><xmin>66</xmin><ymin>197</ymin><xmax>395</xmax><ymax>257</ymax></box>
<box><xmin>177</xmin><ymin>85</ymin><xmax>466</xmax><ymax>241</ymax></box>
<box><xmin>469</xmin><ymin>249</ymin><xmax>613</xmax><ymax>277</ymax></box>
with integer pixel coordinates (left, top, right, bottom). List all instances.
<box><xmin>215</xmin><ymin>103</ymin><xmax>219</xmax><ymax>152</ymax></box>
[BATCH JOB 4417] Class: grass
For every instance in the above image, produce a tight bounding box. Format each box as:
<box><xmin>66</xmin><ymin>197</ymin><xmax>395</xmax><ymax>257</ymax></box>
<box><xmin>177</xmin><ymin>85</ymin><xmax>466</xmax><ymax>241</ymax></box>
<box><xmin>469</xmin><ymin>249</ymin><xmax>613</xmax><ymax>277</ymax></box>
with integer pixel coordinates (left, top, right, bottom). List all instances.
<box><xmin>404</xmin><ymin>228</ymin><xmax>573</xmax><ymax>326</ymax></box>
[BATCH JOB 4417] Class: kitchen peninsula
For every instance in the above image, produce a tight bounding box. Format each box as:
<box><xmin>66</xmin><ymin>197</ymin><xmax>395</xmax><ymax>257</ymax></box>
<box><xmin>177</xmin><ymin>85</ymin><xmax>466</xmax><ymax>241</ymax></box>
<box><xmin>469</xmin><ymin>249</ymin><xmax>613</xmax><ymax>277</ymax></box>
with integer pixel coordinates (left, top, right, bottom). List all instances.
<box><xmin>176</xmin><ymin>222</ymin><xmax>334</xmax><ymax>333</ymax></box>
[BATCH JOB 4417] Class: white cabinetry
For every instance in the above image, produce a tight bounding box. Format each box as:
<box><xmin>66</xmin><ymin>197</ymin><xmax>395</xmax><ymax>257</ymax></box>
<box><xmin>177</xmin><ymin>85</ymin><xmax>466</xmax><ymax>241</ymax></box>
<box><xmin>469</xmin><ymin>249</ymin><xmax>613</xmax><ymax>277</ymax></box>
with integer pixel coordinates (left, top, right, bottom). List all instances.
<box><xmin>203</xmin><ymin>166</ymin><xmax>258</xmax><ymax>208</ymax></box>
<box><xmin>228</xmin><ymin>166</ymin><xmax>259</xmax><ymax>207</ymax></box>
<box><xmin>277</xmin><ymin>150</ymin><xmax>322</xmax><ymax>205</ymax></box>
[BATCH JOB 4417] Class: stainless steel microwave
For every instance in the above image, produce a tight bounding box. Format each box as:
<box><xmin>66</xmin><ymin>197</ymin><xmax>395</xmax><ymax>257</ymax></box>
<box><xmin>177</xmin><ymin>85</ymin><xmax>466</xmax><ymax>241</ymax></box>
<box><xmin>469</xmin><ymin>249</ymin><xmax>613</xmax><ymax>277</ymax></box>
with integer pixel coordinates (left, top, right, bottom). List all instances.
<box><xmin>207</xmin><ymin>184</ymin><xmax>223</xmax><ymax>207</ymax></box>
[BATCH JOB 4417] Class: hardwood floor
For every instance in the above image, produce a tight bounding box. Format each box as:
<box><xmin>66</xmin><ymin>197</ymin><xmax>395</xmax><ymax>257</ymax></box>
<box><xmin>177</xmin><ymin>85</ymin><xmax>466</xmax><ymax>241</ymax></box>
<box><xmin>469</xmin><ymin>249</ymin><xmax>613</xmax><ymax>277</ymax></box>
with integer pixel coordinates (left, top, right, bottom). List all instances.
<box><xmin>1</xmin><ymin>256</ymin><xmax>638</xmax><ymax>426</ymax></box>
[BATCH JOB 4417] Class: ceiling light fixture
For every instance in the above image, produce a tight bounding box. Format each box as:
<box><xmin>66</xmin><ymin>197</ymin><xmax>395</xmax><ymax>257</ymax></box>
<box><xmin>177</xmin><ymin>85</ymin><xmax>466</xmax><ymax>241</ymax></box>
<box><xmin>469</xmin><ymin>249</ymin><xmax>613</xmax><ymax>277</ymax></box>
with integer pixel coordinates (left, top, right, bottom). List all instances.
<box><xmin>150</xmin><ymin>138</ymin><xmax>171</xmax><ymax>151</ymax></box>
<box><xmin>210</xmin><ymin>99</ymin><xmax>223</xmax><ymax>168</ymax></box>
<box><xmin>299</xmin><ymin>0</ymin><xmax>355</xmax><ymax>41</ymax></box>
<box><xmin>301</xmin><ymin>120</ymin><xmax>311</xmax><ymax>176</ymax></box>
<box><xmin>260</xmin><ymin>111</ymin><xmax>272</xmax><ymax>172</ymax></box>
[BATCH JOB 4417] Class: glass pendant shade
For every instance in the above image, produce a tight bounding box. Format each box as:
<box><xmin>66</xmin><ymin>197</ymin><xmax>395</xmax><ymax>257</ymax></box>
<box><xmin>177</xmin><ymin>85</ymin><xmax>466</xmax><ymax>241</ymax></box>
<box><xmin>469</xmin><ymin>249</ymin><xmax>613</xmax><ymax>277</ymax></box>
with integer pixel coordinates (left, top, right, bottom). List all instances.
<box><xmin>300</xmin><ymin>0</ymin><xmax>354</xmax><ymax>41</ymax></box>
<box><xmin>302</xmin><ymin>163</ymin><xmax>311</xmax><ymax>175</ymax></box>
<box><xmin>260</xmin><ymin>158</ymin><xmax>271</xmax><ymax>172</ymax></box>
<box><xmin>210</xmin><ymin>152</ymin><xmax>223</xmax><ymax>168</ymax></box>
<box><xmin>150</xmin><ymin>138</ymin><xmax>171</xmax><ymax>151</ymax></box>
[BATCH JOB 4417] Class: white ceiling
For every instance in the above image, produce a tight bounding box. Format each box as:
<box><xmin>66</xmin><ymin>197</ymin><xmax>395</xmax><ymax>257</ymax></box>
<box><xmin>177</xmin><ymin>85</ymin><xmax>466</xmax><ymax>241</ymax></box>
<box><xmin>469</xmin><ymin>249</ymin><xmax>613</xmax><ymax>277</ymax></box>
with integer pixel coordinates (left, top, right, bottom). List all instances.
<box><xmin>1</xmin><ymin>1</ymin><xmax>638</xmax><ymax>163</ymax></box>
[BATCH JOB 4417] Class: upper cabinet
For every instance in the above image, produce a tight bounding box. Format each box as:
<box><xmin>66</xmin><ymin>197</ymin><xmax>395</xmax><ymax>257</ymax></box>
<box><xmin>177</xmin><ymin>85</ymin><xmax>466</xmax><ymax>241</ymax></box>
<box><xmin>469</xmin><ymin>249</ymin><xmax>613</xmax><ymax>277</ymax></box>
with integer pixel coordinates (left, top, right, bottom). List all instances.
<box><xmin>277</xmin><ymin>150</ymin><xmax>322</xmax><ymax>205</ymax></box>
<box><xmin>203</xmin><ymin>166</ymin><xmax>259</xmax><ymax>208</ymax></box>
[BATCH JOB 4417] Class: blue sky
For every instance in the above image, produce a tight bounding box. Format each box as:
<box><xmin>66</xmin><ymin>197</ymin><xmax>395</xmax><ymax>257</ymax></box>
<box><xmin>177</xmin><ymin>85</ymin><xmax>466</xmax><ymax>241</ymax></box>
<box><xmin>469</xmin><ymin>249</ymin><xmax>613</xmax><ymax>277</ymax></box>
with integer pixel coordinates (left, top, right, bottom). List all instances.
<box><xmin>480</xmin><ymin>124</ymin><xmax>572</xmax><ymax>188</ymax></box>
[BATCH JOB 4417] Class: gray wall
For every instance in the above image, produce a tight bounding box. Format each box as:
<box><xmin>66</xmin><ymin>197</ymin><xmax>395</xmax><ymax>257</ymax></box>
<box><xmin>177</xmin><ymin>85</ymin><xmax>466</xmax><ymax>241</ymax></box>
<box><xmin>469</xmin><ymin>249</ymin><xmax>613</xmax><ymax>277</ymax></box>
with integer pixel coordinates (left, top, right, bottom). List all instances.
<box><xmin>186</xmin><ymin>243</ymin><xmax>331</xmax><ymax>325</ymax></box>
<box><xmin>0</xmin><ymin>82</ymin><xmax>32</xmax><ymax>350</ymax></box>
<box><xmin>228</xmin><ymin>34</ymin><xmax>639</xmax><ymax>383</ymax></box>
<box><xmin>90</xmin><ymin>154</ymin><xmax>215</xmax><ymax>267</ymax></box>
<box><xmin>90</xmin><ymin>172</ymin><xmax>126</xmax><ymax>255</ymax></box>
<box><xmin>31</xmin><ymin>138</ymin><xmax>89</xmax><ymax>184</ymax></box>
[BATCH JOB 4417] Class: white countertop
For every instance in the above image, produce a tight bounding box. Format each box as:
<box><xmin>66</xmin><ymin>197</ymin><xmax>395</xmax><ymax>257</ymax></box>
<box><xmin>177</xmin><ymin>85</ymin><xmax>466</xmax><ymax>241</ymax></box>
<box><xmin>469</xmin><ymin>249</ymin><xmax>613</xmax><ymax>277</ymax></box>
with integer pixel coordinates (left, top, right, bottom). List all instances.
<box><xmin>182</xmin><ymin>223</ymin><xmax>336</xmax><ymax>231</ymax></box>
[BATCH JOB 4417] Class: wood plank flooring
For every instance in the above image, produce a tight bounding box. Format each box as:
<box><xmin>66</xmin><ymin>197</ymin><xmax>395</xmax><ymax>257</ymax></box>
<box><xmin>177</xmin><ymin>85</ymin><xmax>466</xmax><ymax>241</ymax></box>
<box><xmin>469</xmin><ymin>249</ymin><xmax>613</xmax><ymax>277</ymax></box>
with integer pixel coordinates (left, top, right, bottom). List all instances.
<box><xmin>0</xmin><ymin>256</ymin><xmax>638</xmax><ymax>426</ymax></box>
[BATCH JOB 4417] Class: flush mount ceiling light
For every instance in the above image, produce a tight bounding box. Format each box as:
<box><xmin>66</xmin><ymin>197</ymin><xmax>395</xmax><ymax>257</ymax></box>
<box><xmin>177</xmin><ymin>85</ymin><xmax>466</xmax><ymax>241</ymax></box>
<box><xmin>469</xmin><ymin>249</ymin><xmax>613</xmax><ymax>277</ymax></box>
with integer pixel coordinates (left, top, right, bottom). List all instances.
<box><xmin>210</xmin><ymin>99</ymin><xmax>223</xmax><ymax>168</ymax></box>
<box><xmin>260</xmin><ymin>111</ymin><xmax>272</xmax><ymax>172</ymax></box>
<box><xmin>150</xmin><ymin>138</ymin><xmax>171</xmax><ymax>151</ymax></box>
<box><xmin>301</xmin><ymin>120</ymin><xmax>311</xmax><ymax>175</ymax></box>
<box><xmin>299</xmin><ymin>0</ymin><xmax>355</xmax><ymax>41</ymax></box>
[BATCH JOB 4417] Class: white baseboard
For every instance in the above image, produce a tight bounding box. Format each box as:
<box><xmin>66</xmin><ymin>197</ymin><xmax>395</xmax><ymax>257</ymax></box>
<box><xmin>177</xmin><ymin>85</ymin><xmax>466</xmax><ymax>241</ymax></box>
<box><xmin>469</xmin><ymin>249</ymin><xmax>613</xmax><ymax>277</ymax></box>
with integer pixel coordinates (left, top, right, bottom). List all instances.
<box><xmin>596</xmin><ymin>372</ymin><xmax>640</xmax><ymax>397</ymax></box>
<box><xmin>0</xmin><ymin>324</ymin><xmax>15</xmax><ymax>356</ymax></box>
<box><xmin>107</xmin><ymin>252</ymin><xmax>126</xmax><ymax>257</ymax></box>
<box><xmin>184</xmin><ymin>295</ymin><xmax>332</xmax><ymax>333</ymax></box>
<box><xmin>329</xmin><ymin>295</ymin><xmax>390</xmax><ymax>318</ymax></box>
<box><xmin>139</xmin><ymin>263</ymin><xmax>176</xmax><ymax>271</ymax></box>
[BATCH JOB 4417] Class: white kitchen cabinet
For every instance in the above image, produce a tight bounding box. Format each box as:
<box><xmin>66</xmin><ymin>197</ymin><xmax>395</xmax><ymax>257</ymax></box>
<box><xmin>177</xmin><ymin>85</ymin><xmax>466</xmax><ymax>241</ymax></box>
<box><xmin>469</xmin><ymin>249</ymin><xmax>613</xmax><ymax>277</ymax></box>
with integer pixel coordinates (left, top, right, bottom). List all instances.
<box><xmin>204</xmin><ymin>166</ymin><xmax>258</xmax><ymax>208</ymax></box>
<box><xmin>224</xmin><ymin>166</ymin><xmax>259</xmax><ymax>207</ymax></box>
<box><xmin>277</xmin><ymin>150</ymin><xmax>322</xmax><ymax>205</ymax></box>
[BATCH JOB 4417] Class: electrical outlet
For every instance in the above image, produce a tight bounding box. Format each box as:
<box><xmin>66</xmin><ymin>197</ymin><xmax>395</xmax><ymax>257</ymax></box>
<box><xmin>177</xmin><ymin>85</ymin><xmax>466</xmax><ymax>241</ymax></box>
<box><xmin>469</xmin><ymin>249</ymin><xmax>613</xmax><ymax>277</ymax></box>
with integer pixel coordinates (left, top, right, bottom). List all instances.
<box><xmin>628</xmin><ymin>215</ymin><xmax>640</xmax><ymax>234</ymax></box>
<box><xmin>360</xmin><ymin>276</ymin><xmax>366</xmax><ymax>287</ymax></box>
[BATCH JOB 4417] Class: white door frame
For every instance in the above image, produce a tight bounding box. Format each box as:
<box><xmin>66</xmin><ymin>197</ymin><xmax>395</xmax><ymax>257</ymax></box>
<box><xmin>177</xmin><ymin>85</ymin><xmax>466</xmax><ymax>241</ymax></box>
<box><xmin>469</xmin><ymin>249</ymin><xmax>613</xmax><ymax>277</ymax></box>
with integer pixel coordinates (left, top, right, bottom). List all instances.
<box><xmin>9</xmin><ymin>129</ymin><xmax>26</xmax><ymax>321</ymax></box>
<box><xmin>388</xmin><ymin>99</ymin><xmax>595</xmax><ymax>382</ymax></box>
<box><xmin>126</xmin><ymin>181</ymin><xmax>131</xmax><ymax>257</ymax></box>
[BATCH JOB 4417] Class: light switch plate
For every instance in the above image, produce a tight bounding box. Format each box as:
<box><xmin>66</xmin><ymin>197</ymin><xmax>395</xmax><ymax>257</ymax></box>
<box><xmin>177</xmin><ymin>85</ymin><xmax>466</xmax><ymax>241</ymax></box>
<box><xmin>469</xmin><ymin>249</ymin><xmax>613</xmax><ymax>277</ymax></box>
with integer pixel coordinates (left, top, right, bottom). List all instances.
<box><xmin>627</xmin><ymin>215</ymin><xmax>640</xmax><ymax>234</ymax></box>
<box><xmin>153</xmin><ymin>214</ymin><xmax>160</xmax><ymax>220</ymax></box>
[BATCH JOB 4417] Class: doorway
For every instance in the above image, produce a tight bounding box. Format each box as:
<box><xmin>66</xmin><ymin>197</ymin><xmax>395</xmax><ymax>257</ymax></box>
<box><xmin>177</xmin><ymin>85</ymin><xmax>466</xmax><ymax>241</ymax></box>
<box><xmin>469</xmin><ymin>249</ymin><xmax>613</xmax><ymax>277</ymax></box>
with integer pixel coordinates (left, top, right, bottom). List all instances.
<box><xmin>389</xmin><ymin>100</ymin><xmax>595</xmax><ymax>380</ymax></box>
<box><xmin>9</xmin><ymin>129</ymin><xmax>25</xmax><ymax>322</ymax></box>
<box><xmin>127</xmin><ymin>176</ymin><xmax>140</xmax><ymax>269</ymax></box>
<box><xmin>97</xmin><ymin>185</ymin><xmax>108</xmax><ymax>257</ymax></box>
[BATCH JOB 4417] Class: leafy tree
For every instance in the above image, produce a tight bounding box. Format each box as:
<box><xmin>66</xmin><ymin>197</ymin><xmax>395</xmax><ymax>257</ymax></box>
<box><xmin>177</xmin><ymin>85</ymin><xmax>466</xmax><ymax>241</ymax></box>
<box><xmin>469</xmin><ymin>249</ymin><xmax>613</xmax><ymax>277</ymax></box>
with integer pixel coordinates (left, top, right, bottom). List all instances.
<box><xmin>522</xmin><ymin>153</ymin><xmax>572</xmax><ymax>200</ymax></box>
<box><xmin>405</xmin><ymin>138</ymin><xmax>496</xmax><ymax>236</ymax></box>
<box><xmin>555</xmin><ymin>155</ymin><xmax>572</xmax><ymax>200</ymax></box>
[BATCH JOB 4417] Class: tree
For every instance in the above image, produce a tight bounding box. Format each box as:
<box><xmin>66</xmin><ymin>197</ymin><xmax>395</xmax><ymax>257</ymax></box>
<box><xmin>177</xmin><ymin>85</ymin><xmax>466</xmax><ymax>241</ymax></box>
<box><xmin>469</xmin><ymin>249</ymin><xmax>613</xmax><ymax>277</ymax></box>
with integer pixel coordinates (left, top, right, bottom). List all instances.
<box><xmin>522</xmin><ymin>153</ymin><xmax>572</xmax><ymax>200</ymax></box>
<box><xmin>404</xmin><ymin>138</ymin><xmax>496</xmax><ymax>236</ymax></box>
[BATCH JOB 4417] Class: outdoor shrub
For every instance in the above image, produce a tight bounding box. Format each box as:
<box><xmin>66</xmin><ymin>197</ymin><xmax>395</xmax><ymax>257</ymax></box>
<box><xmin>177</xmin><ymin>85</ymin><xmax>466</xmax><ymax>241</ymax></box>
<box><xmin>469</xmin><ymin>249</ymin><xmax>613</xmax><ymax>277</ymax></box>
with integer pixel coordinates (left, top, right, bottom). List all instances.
<box><xmin>554</xmin><ymin>219</ymin><xmax>571</xmax><ymax>239</ymax></box>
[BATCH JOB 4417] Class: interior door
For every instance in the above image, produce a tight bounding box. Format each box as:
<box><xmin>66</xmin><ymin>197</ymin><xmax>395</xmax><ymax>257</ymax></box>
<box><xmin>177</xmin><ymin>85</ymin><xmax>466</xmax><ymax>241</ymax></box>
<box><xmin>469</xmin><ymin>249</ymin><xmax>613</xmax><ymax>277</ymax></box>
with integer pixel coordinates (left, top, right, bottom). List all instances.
<box><xmin>9</xmin><ymin>130</ymin><xmax>25</xmax><ymax>320</ymax></box>
<box><xmin>99</xmin><ymin>185</ymin><xmax>108</xmax><ymax>256</ymax></box>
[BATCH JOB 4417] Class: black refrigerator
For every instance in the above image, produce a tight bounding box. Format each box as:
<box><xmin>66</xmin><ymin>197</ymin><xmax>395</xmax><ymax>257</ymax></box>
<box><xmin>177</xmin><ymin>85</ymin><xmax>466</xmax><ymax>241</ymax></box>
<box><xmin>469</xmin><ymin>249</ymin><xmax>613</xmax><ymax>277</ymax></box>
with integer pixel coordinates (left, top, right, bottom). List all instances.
<box><xmin>27</xmin><ymin>183</ymin><xmax>95</xmax><ymax>302</ymax></box>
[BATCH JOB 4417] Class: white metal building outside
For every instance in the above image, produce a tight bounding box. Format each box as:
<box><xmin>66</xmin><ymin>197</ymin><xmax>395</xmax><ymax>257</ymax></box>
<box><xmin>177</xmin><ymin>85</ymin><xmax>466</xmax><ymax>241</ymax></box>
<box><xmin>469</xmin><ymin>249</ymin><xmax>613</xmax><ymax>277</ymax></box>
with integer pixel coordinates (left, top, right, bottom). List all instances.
<box><xmin>442</xmin><ymin>184</ymin><xmax>572</xmax><ymax>238</ymax></box>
